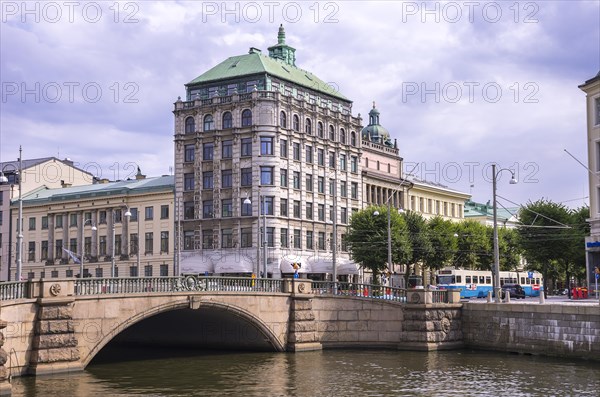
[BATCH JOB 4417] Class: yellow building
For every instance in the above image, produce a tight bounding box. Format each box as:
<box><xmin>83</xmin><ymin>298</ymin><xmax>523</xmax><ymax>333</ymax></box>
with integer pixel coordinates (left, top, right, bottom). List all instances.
<box><xmin>8</xmin><ymin>175</ymin><xmax>174</xmax><ymax>280</ymax></box>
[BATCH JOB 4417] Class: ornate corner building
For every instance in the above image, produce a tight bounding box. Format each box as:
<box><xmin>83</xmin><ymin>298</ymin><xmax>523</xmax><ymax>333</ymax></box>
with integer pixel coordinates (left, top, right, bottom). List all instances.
<box><xmin>173</xmin><ymin>26</ymin><xmax>469</xmax><ymax>281</ymax></box>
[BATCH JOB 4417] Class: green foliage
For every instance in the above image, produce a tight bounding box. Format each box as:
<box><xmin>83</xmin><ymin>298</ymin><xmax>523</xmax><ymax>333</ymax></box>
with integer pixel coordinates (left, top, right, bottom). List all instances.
<box><xmin>498</xmin><ymin>228</ymin><xmax>522</xmax><ymax>271</ymax></box>
<box><xmin>454</xmin><ymin>220</ymin><xmax>492</xmax><ymax>270</ymax></box>
<box><xmin>424</xmin><ymin>216</ymin><xmax>457</xmax><ymax>271</ymax></box>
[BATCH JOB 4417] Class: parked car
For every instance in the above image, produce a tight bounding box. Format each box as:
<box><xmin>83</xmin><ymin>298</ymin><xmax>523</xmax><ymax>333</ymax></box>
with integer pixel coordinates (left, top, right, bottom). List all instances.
<box><xmin>501</xmin><ymin>283</ymin><xmax>526</xmax><ymax>299</ymax></box>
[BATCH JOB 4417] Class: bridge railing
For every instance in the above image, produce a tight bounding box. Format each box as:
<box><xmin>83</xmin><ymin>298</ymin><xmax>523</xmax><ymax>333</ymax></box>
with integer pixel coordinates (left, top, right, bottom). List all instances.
<box><xmin>311</xmin><ymin>281</ymin><xmax>408</xmax><ymax>303</ymax></box>
<box><xmin>74</xmin><ymin>276</ymin><xmax>283</xmax><ymax>296</ymax></box>
<box><xmin>0</xmin><ymin>281</ymin><xmax>28</xmax><ymax>301</ymax></box>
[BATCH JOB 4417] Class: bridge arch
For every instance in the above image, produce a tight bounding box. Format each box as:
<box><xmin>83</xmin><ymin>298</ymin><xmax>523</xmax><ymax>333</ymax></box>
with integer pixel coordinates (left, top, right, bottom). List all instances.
<box><xmin>79</xmin><ymin>295</ymin><xmax>287</xmax><ymax>368</ymax></box>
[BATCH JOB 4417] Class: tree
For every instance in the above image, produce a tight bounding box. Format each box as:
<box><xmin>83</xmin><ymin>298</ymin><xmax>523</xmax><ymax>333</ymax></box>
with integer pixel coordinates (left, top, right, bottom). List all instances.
<box><xmin>454</xmin><ymin>220</ymin><xmax>492</xmax><ymax>270</ymax></box>
<box><xmin>345</xmin><ymin>205</ymin><xmax>411</xmax><ymax>283</ymax></box>
<box><xmin>424</xmin><ymin>216</ymin><xmax>458</xmax><ymax>283</ymax></box>
<box><xmin>401</xmin><ymin>211</ymin><xmax>433</xmax><ymax>286</ymax></box>
<box><xmin>498</xmin><ymin>227</ymin><xmax>522</xmax><ymax>272</ymax></box>
<box><xmin>517</xmin><ymin>199</ymin><xmax>573</xmax><ymax>297</ymax></box>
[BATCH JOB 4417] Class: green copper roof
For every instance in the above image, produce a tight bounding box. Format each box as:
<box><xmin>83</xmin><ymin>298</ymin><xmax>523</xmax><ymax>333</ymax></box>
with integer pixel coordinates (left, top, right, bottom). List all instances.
<box><xmin>186</xmin><ymin>27</ymin><xmax>349</xmax><ymax>102</ymax></box>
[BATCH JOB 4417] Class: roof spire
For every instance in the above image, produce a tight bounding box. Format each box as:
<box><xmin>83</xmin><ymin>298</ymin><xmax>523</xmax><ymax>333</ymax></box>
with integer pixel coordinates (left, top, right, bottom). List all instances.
<box><xmin>278</xmin><ymin>24</ymin><xmax>286</xmax><ymax>45</ymax></box>
<box><xmin>373</xmin><ymin>101</ymin><xmax>376</xmax><ymax>109</ymax></box>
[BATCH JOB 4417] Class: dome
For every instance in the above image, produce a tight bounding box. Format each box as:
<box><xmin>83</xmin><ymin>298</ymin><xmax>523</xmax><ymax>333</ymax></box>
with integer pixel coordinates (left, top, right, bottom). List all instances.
<box><xmin>361</xmin><ymin>102</ymin><xmax>392</xmax><ymax>147</ymax></box>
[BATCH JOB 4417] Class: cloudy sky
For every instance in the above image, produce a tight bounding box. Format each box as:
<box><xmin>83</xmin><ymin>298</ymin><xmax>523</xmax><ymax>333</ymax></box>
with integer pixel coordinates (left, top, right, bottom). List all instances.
<box><xmin>1</xmin><ymin>1</ymin><xmax>598</xmax><ymax>209</ymax></box>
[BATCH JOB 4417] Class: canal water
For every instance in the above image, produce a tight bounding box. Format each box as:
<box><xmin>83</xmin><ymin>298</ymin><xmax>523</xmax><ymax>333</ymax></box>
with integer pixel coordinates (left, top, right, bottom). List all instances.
<box><xmin>11</xmin><ymin>348</ymin><xmax>600</xmax><ymax>396</ymax></box>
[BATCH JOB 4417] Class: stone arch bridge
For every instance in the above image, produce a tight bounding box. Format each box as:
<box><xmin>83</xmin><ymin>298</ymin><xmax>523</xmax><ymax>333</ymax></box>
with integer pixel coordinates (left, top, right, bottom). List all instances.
<box><xmin>0</xmin><ymin>276</ymin><xmax>462</xmax><ymax>388</ymax></box>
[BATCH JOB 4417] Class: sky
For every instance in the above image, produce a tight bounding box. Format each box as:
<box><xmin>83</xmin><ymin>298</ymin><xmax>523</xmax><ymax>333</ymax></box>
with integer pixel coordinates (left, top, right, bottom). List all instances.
<box><xmin>1</xmin><ymin>0</ymin><xmax>599</xmax><ymax>210</ymax></box>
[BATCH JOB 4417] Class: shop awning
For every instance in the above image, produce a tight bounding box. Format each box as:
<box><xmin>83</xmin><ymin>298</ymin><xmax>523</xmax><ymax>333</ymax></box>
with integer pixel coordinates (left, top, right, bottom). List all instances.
<box><xmin>280</xmin><ymin>255</ymin><xmax>311</xmax><ymax>273</ymax></box>
<box><xmin>180</xmin><ymin>252</ymin><xmax>215</xmax><ymax>274</ymax></box>
<box><xmin>214</xmin><ymin>254</ymin><xmax>254</xmax><ymax>274</ymax></box>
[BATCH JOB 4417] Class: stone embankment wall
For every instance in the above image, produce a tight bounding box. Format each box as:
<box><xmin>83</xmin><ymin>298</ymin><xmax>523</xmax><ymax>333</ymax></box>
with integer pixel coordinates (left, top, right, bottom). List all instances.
<box><xmin>463</xmin><ymin>303</ymin><xmax>600</xmax><ymax>360</ymax></box>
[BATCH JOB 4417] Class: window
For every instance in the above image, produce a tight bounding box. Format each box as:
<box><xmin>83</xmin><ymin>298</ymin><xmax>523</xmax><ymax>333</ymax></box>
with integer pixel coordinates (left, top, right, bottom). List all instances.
<box><xmin>161</xmin><ymin>205</ymin><xmax>169</xmax><ymax>219</ymax></box>
<box><xmin>329</xmin><ymin>205</ymin><xmax>335</xmax><ymax>222</ymax></box>
<box><xmin>114</xmin><ymin>234</ymin><xmax>122</xmax><ymax>256</ymax></box>
<box><xmin>203</xmin><ymin>200</ymin><xmax>213</xmax><ymax>218</ymax></box>
<box><xmin>341</xmin><ymin>207</ymin><xmax>348</xmax><ymax>224</ymax></box>
<box><xmin>306</xmin><ymin>145</ymin><xmax>313</xmax><ymax>163</ymax></box>
<box><xmin>306</xmin><ymin>231</ymin><xmax>314</xmax><ymax>250</ymax></box>
<box><xmin>340</xmin><ymin>154</ymin><xmax>347</xmax><ymax>171</ymax></box>
<box><xmin>28</xmin><ymin>241</ymin><xmax>35</xmax><ymax>261</ymax></box>
<box><xmin>306</xmin><ymin>202</ymin><xmax>313</xmax><ymax>219</ymax></box>
<box><xmin>203</xmin><ymin>114</ymin><xmax>214</xmax><ymax>131</ymax></box>
<box><xmin>221</xmin><ymin>229</ymin><xmax>233</xmax><ymax>248</ymax></box>
<box><xmin>114</xmin><ymin>209</ymin><xmax>123</xmax><ymax>223</ymax></box>
<box><xmin>293</xmin><ymin>171</ymin><xmax>300</xmax><ymax>189</ymax></box>
<box><xmin>266</xmin><ymin>227</ymin><xmax>275</xmax><ymax>248</ymax></box>
<box><xmin>160</xmin><ymin>264</ymin><xmax>169</xmax><ymax>276</ymax></box>
<box><xmin>241</xmin><ymin>138</ymin><xmax>252</xmax><ymax>157</ymax></box>
<box><xmin>318</xmin><ymin>122</ymin><xmax>324</xmax><ymax>138</ymax></box>
<box><xmin>70</xmin><ymin>213</ymin><xmax>77</xmax><ymax>227</ymax></box>
<box><xmin>306</xmin><ymin>174</ymin><xmax>313</xmax><ymax>191</ymax></box>
<box><xmin>184</xmin><ymin>144</ymin><xmax>195</xmax><ymax>162</ymax></box>
<box><xmin>99</xmin><ymin>236</ymin><xmax>106</xmax><ymax>256</ymax></box>
<box><xmin>595</xmin><ymin>97</ymin><xmax>600</xmax><ymax>126</ymax></box>
<box><xmin>161</xmin><ymin>231</ymin><xmax>169</xmax><ymax>253</ymax></box>
<box><xmin>66</xmin><ymin>269</ymin><xmax>73</xmax><ymax>278</ymax></box>
<box><xmin>317</xmin><ymin>176</ymin><xmax>325</xmax><ymax>193</ymax></box>
<box><xmin>329</xmin><ymin>151</ymin><xmax>335</xmax><ymax>168</ymax></box>
<box><xmin>241</xmin><ymin>228</ymin><xmax>253</xmax><ymax>248</ymax></box>
<box><xmin>340</xmin><ymin>181</ymin><xmax>347</xmax><ymax>197</ymax></box>
<box><xmin>341</xmin><ymin>233</ymin><xmax>348</xmax><ymax>251</ymax></box>
<box><xmin>318</xmin><ymin>232</ymin><xmax>325</xmax><ymax>250</ymax></box>
<box><xmin>280</xmin><ymin>168</ymin><xmax>288</xmax><ymax>187</ymax></box>
<box><xmin>241</xmin><ymin>199</ymin><xmax>252</xmax><ymax>216</ymax></box>
<box><xmin>202</xmin><ymin>230</ymin><xmax>214</xmax><ymax>249</ymax></box>
<box><xmin>203</xmin><ymin>171</ymin><xmax>213</xmax><ymax>189</ymax></box>
<box><xmin>351</xmin><ymin>131</ymin><xmax>356</xmax><ymax>146</ymax></box>
<box><xmin>351</xmin><ymin>182</ymin><xmax>358</xmax><ymax>199</ymax></box>
<box><xmin>222</xmin><ymin>199</ymin><xmax>233</xmax><ymax>217</ymax></box>
<box><xmin>185</xmin><ymin>117</ymin><xmax>195</xmax><ymax>134</ymax></box>
<box><xmin>340</xmin><ymin>128</ymin><xmax>346</xmax><ymax>144</ymax></box>
<box><xmin>317</xmin><ymin>149</ymin><xmax>324</xmax><ymax>166</ymax></box>
<box><xmin>280</xmin><ymin>198</ymin><xmax>288</xmax><ymax>216</ymax></box>
<box><xmin>222</xmin><ymin>111</ymin><xmax>233</xmax><ymax>129</ymax></box>
<box><xmin>41</xmin><ymin>241</ymin><xmax>48</xmax><ymax>260</ymax></box>
<box><xmin>184</xmin><ymin>201</ymin><xmax>195</xmax><ymax>220</ymax></box>
<box><xmin>262</xmin><ymin>197</ymin><xmax>274</xmax><ymax>215</ymax></box>
<box><xmin>293</xmin><ymin>200</ymin><xmax>301</xmax><ymax>218</ymax></box>
<box><xmin>351</xmin><ymin>156</ymin><xmax>358</xmax><ymax>173</ymax></box>
<box><xmin>145</xmin><ymin>232</ymin><xmax>153</xmax><ymax>254</ymax></box>
<box><xmin>261</xmin><ymin>136</ymin><xmax>274</xmax><ymax>155</ymax></box>
<box><xmin>183</xmin><ymin>230</ymin><xmax>194</xmax><ymax>250</ymax></box>
<box><xmin>51</xmin><ymin>270</ymin><xmax>58</xmax><ymax>278</ymax></box>
<box><xmin>280</xmin><ymin>139</ymin><xmax>287</xmax><ymax>158</ymax></box>
<box><xmin>97</xmin><ymin>268</ymin><xmax>105</xmax><ymax>278</ymax></box>
<box><xmin>222</xmin><ymin>140</ymin><xmax>233</xmax><ymax>158</ymax></box>
<box><xmin>145</xmin><ymin>206</ymin><xmax>154</xmax><ymax>220</ymax></box>
<box><xmin>292</xmin><ymin>142</ymin><xmax>300</xmax><ymax>160</ymax></box>
<box><xmin>293</xmin><ymin>229</ymin><xmax>301</xmax><ymax>249</ymax></box>
<box><xmin>305</xmin><ymin>118</ymin><xmax>312</xmax><ymax>134</ymax></box>
<box><xmin>203</xmin><ymin>143</ymin><xmax>214</xmax><ymax>160</ymax></box>
<box><xmin>241</xmin><ymin>167</ymin><xmax>252</xmax><ymax>186</ymax></box>
<box><xmin>184</xmin><ymin>173</ymin><xmax>195</xmax><ymax>191</ymax></box>
<box><xmin>41</xmin><ymin>216</ymin><xmax>48</xmax><ymax>229</ymax></box>
<box><xmin>241</xmin><ymin>109</ymin><xmax>252</xmax><ymax>126</ymax></box>
<box><xmin>260</xmin><ymin>166</ymin><xmax>274</xmax><ymax>185</ymax></box>
<box><xmin>318</xmin><ymin>204</ymin><xmax>325</xmax><ymax>221</ymax></box>
<box><xmin>29</xmin><ymin>217</ymin><xmax>36</xmax><ymax>230</ymax></box>
<box><xmin>130</xmin><ymin>233</ymin><xmax>139</xmax><ymax>254</ymax></box>
<box><xmin>293</xmin><ymin>114</ymin><xmax>299</xmax><ymax>131</ymax></box>
<box><xmin>329</xmin><ymin>125</ymin><xmax>335</xmax><ymax>141</ymax></box>
<box><xmin>280</xmin><ymin>111</ymin><xmax>287</xmax><ymax>128</ymax></box>
<box><xmin>55</xmin><ymin>239</ymin><xmax>63</xmax><ymax>258</ymax></box>
<box><xmin>144</xmin><ymin>265</ymin><xmax>153</xmax><ymax>277</ymax></box>
<box><xmin>222</xmin><ymin>169</ymin><xmax>233</xmax><ymax>188</ymax></box>
<box><xmin>329</xmin><ymin>179</ymin><xmax>335</xmax><ymax>196</ymax></box>
<box><xmin>280</xmin><ymin>228</ymin><xmax>289</xmax><ymax>248</ymax></box>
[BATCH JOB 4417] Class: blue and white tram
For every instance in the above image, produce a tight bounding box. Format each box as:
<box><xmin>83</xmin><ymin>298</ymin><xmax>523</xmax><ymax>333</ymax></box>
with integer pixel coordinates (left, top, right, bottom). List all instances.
<box><xmin>436</xmin><ymin>268</ymin><xmax>543</xmax><ymax>298</ymax></box>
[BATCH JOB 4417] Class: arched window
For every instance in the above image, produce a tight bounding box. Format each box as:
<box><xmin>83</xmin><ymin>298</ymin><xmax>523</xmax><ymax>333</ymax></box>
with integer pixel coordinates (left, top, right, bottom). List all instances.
<box><xmin>280</xmin><ymin>111</ymin><xmax>287</xmax><ymax>128</ymax></box>
<box><xmin>351</xmin><ymin>131</ymin><xmax>356</xmax><ymax>147</ymax></box>
<box><xmin>241</xmin><ymin>109</ymin><xmax>252</xmax><ymax>127</ymax></box>
<box><xmin>329</xmin><ymin>125</ymin><xmax>335</xmax><ymax>141</ymax></box>
<box><xmin>318</xmin><ymin>122</ymin><xmax>324</xmax><ymax>138</ymax></box>
<box><xmin>340</xmin><ymin>128</ymin><xmax>346</xmax><ymax>144</ymax></box>
<box><xmin>293</xmin><ymin>115</ymin><xmax>300</xmax><ymax>131</ymax></box>
<box><xmin>222</xmin><ymin>112</ymin><xmax>233</xmax><ymax>129</ymax></box>
<box><xmin>185</xmin><ymin>117</ymin><xmax>195</xmax><ymax>134</ymax></box>
<box><xmin>305</xmin><ymin>118</ymin><xmax>312</xmax><ymax>135</ymax></box>
<box><xmin>203</xmin><ymin>114</ymin><xmax>214</xmax><ymax>131</ymax></box>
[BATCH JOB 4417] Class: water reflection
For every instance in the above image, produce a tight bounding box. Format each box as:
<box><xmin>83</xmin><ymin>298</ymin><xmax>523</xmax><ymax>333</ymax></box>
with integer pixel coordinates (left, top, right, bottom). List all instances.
<box><xmin>11</xmin><ymin>349</ymin><xmax>600</xmax><ymax>396</ymax></box>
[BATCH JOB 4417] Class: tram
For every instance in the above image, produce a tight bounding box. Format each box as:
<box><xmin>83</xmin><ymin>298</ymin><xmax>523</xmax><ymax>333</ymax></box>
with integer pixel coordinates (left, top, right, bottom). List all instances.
<box><xmin>436</xmin><ymin>268</ymin><xmax>543</xmax><ymax>298</ymax></box>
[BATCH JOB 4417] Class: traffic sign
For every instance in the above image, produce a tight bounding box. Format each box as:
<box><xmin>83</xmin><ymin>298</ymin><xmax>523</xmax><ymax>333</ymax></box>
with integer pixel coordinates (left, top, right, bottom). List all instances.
<box><xmin>528</xmin><ymin>271</ymin><xmax>533</xmax><ymax>279</ymax></box>
<box><xmin>596</xmin><ymin>273</ymin><xmax>599</xmax><ymax>280</ymax></box>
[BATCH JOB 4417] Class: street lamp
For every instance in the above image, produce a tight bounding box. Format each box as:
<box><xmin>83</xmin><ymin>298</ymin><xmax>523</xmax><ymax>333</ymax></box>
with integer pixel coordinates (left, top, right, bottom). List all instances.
<box><xmin>244</xmin><ymin>195</ymin><xmax>267</xmax><ymax>279</ymax></box>
<box><xmin>81</xmin><ymin>218</ymin><xmax>97</xmax><ymax>278</ymax></box>
<box><xmin>373</xmin><ymin>204</ymin><xmax>404</xmax><ymax>286</ymax></box>
<box><xmin>16</xmin><ymin>146</ymin><xmax>23</xmax><ymax>281</ymax></box>
<box><xmin>123</xmin><ymin>208</ymin><xmax>140</xmax><ymax>276</ymax></box>
<box><xmin>492</xmin><ymin>163</ymin><xmax>518</xmax><ymax>303</ymax></box>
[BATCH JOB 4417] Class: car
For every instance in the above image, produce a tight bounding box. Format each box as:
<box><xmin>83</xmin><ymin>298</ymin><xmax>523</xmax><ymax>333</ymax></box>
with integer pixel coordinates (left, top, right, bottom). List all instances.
<box><xmin>501</xmin><ymin>283</ymin><xmax>526</xmax><ymax>299</ymax></box>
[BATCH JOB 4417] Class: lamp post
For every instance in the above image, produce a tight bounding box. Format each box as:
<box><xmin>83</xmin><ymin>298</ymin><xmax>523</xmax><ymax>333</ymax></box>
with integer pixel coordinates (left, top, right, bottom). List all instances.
<box><xmin>16</xmin><ymin>146</ymin><xmax>23</xmax><ymax>282</ymax></box>
<box><xmin>124</xmin><ymin>208</ymin><xmax>140</xmax><ymax>276</ymax></box>
<box><xmin>492</xmin><ymin>163</ymin><xmax>518</xmax><ymax>303</ymax></box>
<box><xmin>81</xmin><ymin>218</ymin><xmax>97</xmax><ymax>278</ymax></box>
<box><xmin>243</xmin><ymin>195</ymin><xmax>267</xmax><ymax>278</ymax></box>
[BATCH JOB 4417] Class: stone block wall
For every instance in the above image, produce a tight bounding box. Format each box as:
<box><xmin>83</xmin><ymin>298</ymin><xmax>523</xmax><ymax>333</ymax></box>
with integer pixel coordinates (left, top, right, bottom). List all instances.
<box><xmin>402</xmin><ymin>305</ymin><xmax>463</xmax><ymax>350</ymax></box>
<box><xmin>463</xmin><ymin>303</ymin><xmax>600</xmax><ymax>360</ymax></box>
